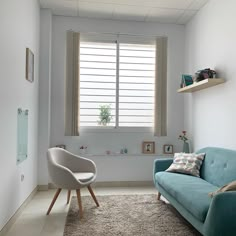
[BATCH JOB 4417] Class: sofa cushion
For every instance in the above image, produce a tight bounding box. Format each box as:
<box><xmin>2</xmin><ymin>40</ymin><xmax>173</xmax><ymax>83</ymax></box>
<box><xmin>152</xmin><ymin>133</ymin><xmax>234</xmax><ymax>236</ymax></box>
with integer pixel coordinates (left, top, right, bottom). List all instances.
<box><xmin>155</xmin><ymin>171</ymin><xmax>218</xmax><ymax>222</ymax></box>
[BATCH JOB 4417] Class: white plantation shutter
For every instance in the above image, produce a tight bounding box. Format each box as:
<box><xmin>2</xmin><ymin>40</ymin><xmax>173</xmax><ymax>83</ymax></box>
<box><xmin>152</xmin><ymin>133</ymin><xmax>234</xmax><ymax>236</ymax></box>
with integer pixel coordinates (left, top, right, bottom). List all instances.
<box><xmin>80</xmin><ymin>41</ymin><xmax>116</xmax><ymax>127</ymax></box>
<box><xmin>119</xmin><ymin>43</ymin><xmax>155</xmax><ymax>127</ymax></box>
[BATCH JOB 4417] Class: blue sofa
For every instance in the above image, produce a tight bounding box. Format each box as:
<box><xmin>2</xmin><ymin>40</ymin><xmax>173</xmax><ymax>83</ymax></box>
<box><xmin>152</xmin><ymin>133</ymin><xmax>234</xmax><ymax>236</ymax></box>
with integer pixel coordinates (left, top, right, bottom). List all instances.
<box><xmin>153</xmin><ymin>147</ymin><xmax>236</xmax><ymax>236</ymax></box>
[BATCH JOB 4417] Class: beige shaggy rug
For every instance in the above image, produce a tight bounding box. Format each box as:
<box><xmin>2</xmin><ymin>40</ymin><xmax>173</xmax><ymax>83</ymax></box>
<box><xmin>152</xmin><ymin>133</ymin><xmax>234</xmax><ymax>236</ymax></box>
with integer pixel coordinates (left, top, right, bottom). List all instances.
<box><xmin>64</xmin><ymin>194</ymin><xmax>201</xmax><ymax>236</ymax></box>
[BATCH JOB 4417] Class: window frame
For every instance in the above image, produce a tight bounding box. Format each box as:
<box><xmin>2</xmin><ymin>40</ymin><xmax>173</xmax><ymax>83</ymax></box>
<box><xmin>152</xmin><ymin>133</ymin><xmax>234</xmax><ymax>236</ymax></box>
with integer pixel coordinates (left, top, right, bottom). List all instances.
<box><xmin>79</xmin><ymin>36</ymin><xmax>157</xmax><ymax>133</ymax></box>
<box><xmin>65</xmin><ymin>31</ymin><xmax>167</xmax><ymax>136</ymax></box>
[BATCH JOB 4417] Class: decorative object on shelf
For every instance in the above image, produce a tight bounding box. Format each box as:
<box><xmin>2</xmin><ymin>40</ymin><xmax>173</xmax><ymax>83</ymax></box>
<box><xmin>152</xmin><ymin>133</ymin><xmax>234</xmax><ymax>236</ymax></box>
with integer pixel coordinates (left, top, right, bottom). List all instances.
<box><xmin>183</xmin><ymin>142</ymin><xmax>190</xmax><ymax>153</ymax></box>
<box><xmin>119</xmin><ymin>147</ymin><xmax>128</xmax><ymax>154</ymax></box>
<box><xmin>142</xmin><ymin>141</ymin><xmax>155</xmax><ymax>154</ymax></box>
<box><xmin>163</xmin><ymin>145</ymin><xmax>173</xmax><ymax>154</ymax></box>
<box><xmin>194</xmin><ymin>68</ymin><xmax>216</xmax><ymax>82</ymax></box>
<box><xmin>97</xmin><ymin>104</ymin><xmax>112</xmax><ymax>126</ymax></box>
<box><xmin>178</xmin><ymin>131</ymin><xmax>190</xmax><ymax>153</ymax></box>
<box><xmin>181</xmin><ymin>74</ymin><xmax>193</xmax><ymax>88</ymax></box>
<box><xmin>106</xmin><ymin>150</ymin><xmax>111</xmax><ymax>155</ymax></box>
<box><xmin>123</xmin><ymin>147</ymin><xmax>128</xmax><ymax>154</ymax></box>
<box><xmin>79</xmin><ymin>145</ymin><xmax>87</xmax><ymax>154</ymax></box>
<box><xmin>56</xmin><ymin>144</ymin><xmax>66</xmax><ymax>149</ymax></box>
<box><xmin>25</xmin><ymin>48</ymin><xmax>34</xmax><ymax>82</ymax></box>
<box><xmin>17</xmin><ymin>108</ymin><xmax>29</xmax><ymax>164</ymax></box>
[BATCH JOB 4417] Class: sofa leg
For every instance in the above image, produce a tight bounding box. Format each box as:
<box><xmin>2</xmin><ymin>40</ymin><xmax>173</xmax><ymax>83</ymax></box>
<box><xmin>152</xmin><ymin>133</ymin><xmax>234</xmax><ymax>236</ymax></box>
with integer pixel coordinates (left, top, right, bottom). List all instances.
<box><xmin>157</xmin><ymin>192</ymin><xmax>161</xmax><ymax>200</ymax></box>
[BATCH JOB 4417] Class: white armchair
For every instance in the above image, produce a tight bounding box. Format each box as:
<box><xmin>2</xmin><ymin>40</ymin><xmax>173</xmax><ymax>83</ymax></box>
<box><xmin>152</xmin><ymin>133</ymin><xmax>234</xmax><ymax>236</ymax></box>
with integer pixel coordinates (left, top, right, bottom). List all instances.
<box><xmin>46</xmin><ymin>147</ymin><xmax>99</xmax><ymax>218</ymax></box>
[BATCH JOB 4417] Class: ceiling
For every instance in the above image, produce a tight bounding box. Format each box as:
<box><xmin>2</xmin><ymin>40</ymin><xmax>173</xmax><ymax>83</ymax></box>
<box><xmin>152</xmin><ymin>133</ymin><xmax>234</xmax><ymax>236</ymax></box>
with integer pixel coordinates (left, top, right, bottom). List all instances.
<box><xmin>39</xmin><ymin>0</ymin><xmax>209</xmax><ymax>24</ymax></box>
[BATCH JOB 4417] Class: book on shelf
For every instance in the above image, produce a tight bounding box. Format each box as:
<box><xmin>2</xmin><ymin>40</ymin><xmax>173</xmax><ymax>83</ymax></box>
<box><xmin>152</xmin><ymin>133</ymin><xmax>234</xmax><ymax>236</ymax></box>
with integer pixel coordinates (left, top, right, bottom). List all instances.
<box><xmin>181</xmin><ymin>74</ymin><xmax>193</xmax><ymax>88</ymax></box>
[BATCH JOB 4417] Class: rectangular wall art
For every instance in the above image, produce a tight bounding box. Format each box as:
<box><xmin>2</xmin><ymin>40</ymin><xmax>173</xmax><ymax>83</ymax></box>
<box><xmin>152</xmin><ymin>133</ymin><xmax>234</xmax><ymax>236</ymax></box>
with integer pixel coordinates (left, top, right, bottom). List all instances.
<box><xmin>25</xmin><ymin>48</ymin><xmax>34</xmax><ymax>82</ymax></box>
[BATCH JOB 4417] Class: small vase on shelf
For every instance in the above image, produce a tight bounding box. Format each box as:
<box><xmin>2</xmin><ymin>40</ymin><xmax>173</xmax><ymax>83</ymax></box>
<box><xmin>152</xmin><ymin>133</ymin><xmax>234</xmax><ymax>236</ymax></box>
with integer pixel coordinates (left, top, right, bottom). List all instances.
<box><xmin>183</xmin><ymin>142</ymin><xmax>190</xmax><ymax>153</ymax></box>
<box><xmin>79</xmin><ymin>145</ymin><xmax>87</xmax><ymax>155</ymax></box>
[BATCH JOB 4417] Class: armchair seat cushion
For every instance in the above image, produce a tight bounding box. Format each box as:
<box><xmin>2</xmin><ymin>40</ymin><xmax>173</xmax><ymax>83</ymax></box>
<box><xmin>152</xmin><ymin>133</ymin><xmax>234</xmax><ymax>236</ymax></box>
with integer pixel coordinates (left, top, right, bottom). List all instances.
<box><xmin>155</xmin><ymin>171</ymin><xmax>218</xmax><ymax>222</ymax></box>
<box><xmin>74</xmin><ymin>172</ymin><xmax>94</xmax><ymax>182</ymax></box>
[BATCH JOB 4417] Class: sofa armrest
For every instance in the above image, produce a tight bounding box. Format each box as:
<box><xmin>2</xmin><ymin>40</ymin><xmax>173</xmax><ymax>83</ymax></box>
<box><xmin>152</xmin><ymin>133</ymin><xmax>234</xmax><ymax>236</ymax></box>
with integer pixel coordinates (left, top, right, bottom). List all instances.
<box><xmin>153</xmin><ymin>158</ymin><xmax>173</xmax><ymax>174</ymax></box>
<box><xmin>204</xmin><ymin>191</ymin><xmax>236</xmax><ymax>236</ymax></box>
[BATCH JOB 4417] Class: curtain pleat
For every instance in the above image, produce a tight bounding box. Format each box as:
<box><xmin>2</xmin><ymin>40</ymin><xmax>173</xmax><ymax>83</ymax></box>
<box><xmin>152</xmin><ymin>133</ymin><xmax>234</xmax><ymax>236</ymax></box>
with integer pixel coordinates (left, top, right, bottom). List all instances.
<box><xmin>65</xmin><ymin>31</ymin><xmax>80</xmax><ymax>136</ymax></box>
<box><xmin>154</xmin><ymin>37</ymin><xmax>167</xmax><ymax>136</ymax></box>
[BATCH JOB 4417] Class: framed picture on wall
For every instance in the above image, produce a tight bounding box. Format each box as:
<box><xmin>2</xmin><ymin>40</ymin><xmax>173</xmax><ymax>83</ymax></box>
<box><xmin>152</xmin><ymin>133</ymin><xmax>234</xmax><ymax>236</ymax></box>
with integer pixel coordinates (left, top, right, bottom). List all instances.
<box><xmin>163</xmin><ymin>144</ymin><xmax>173</xmax><ymax>154</ymax></box>
<box><xmin>142</xmin><ymin>141</ymin><xmax>155</xmax><ymax>154</ymax></box>
<box><xmin>25</xmin><ymin>48</ymin><xmax>34</xmax><ymax>82</ymax></box>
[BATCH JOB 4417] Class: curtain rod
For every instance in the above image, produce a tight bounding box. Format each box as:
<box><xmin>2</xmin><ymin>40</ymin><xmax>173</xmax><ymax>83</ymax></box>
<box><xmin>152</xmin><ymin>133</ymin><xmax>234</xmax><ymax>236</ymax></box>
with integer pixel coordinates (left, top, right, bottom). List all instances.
<box><xmin>68</xmin><ymin>29</ymin><xmax>167</xmax><ymax>39</ymax></box>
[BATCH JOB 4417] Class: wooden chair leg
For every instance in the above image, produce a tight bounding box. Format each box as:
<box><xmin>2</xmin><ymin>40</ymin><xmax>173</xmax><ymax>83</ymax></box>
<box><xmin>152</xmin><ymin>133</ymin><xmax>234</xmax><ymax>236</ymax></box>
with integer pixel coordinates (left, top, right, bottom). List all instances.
<box><xmin>87</xmin><ymin>185</ymin><xmax>99</xmax><ymax>207</ymax></box>
<box><xmin>157</xmin><ymin>192</ymin><xmax>161</xmax><ymax>200</ymax></box>
<box><xmin>67</xmin><ymin>190</ymin><xmax>71</xmax><ymax>204</ymax></box>
<box><xmin>76</xmin><ymin>189</ymin><xmax>83</xmax><ymax>219</ymax></box>
<box><xmin>46</xmin><ymin>188</ymin><xmax>62</xmax><ymax>215</ymax></box>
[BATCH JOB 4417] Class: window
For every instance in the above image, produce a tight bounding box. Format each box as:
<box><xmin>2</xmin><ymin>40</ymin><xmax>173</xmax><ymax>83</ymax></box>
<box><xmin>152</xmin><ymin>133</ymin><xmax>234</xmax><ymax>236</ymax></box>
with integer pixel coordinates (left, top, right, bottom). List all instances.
<box><xmin>79</xmin><ymin>38</ymin><xmax>155</xmax><ymax>128</ymax></box>
<box><xmin>65</xmin><ymin>31</ymin><xmax>166</xmax><ymax>136</ymax></box>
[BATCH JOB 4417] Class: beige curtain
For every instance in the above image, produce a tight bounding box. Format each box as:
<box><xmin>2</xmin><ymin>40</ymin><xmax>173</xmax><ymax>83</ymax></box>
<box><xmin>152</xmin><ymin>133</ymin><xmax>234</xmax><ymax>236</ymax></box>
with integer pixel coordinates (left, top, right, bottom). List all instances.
<box><xmin>154</xmin><ymin>37</ymin><xmax>167</xmax><ymax>136</ymax></box>
<box><xmin>65</xmin><ymin>31</ymin><xmax>80</xmax><ymax>136</ymax></box>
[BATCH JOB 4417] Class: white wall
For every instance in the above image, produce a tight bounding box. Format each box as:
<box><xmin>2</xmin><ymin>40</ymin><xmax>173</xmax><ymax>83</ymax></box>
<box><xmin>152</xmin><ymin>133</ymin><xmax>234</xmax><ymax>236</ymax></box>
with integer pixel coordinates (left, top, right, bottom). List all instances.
<box><xmin>83</xmin><ymin>154</ymin><xmax>171</xmax><ymax>182</ymax></box>
<box><xmin>0</xmin><ymin>0</ymin><xmax>40</xmax><ymax>231</ymax></box>
<box><xmin>37</xmin><ymin>16</ymin><xmax>185</xmax><ymax>183</ymax></box>
<box><xmin>185</xmin><ymin>0</ymin><xmax>236</xmax><ymax>151</ymax></box>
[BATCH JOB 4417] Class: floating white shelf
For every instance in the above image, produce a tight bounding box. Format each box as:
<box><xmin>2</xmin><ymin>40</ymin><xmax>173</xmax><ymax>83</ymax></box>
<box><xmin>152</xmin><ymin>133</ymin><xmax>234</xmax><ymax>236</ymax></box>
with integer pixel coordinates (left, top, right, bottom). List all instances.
<box><xmin>177</xmin><ymin>78</ymin><xmax>225</xmax><ymax>93</ymax></box>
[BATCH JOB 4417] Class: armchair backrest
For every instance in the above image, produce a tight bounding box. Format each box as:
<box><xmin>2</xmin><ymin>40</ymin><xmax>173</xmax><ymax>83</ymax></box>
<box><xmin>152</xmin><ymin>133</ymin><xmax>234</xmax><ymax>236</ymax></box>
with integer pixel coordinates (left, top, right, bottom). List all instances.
<box><xmin>47</xmin><ymin>147</ymin><xmax>97</xmax><ymax>189</ymax></box>
<box><xmin>47</xmin><ymin>147</ymin><xmax>69</xmax><ymax>166</ymax></box>
<box><xmin>47</xmin><ymin>148</ymin><xmax>79</xmax><ymax>188</ymax></box>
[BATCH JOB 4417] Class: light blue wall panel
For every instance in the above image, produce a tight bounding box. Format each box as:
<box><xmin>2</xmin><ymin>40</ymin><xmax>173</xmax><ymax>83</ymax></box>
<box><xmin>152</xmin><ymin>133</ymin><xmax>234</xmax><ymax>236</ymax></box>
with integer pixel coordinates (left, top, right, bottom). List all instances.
<box><xmin>17</xmin><ymin>108</ymin><xmax>28</xmax><ymax>164</ymax></box>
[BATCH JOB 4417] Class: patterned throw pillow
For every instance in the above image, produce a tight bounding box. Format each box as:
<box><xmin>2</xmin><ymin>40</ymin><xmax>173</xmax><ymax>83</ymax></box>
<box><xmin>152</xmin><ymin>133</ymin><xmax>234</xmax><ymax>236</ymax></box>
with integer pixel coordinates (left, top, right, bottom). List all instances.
<box><xmin>166</xmin><ymin>153</ymin><xmax>205</xmax><ymax>177</ymax></box>
<box><xmin>209</xmin><ymin>180</ymin><xmax>236</xmax><ymax>197</ymax></box>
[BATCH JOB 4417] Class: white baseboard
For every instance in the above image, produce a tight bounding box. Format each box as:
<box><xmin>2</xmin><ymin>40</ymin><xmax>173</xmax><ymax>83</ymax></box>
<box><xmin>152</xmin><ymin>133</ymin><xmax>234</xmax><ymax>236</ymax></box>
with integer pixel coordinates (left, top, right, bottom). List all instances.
<box><xmin>93</xmin><ymin>181</ymin><xmax>153</xmax><ymax>187</ymax></box>
<box><xmin>38</xmin><ymin>185</ymin><xmax>49</xmax><ymax>191</ymax></box>
<box><xmin>0</xmin><ymin>187</ymin><xmax>38</xmax><ymax>236</ymax></box>
<box><xmin>38</xmin><ymin>181</ymin><xmax>153</xmax><ymax>190</ymax></box>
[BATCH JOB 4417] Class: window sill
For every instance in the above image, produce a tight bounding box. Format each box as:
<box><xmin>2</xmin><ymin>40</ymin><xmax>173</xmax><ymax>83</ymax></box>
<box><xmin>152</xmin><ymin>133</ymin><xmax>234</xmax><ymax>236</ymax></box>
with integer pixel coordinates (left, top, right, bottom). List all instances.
<box><xmin>81</xmin><ymin>153</ymin><xmax>173</xmax><ymax>158</ymax></box>
<box><xmin>79</xmin><ymin>126</ymin><xmax>154</xmax><ymax>134</ymax></box>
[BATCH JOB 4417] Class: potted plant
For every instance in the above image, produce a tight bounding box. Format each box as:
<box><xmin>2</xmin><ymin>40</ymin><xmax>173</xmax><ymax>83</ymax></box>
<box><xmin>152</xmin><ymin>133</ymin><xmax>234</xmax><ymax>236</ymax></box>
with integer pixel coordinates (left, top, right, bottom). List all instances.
<box><xmin>98</xmin><ymin>104</ymin><xmax>112</xmax><ymax>126</ymax></box>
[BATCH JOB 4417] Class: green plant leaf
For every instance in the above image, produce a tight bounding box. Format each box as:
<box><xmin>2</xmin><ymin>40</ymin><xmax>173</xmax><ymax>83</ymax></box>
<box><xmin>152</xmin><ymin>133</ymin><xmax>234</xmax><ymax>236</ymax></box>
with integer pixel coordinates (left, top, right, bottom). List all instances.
<box><xmin>97</xmin><ymin>104</ymin><xmax>112</xmax><ymax>126</ymax></box>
